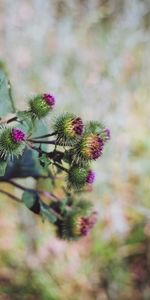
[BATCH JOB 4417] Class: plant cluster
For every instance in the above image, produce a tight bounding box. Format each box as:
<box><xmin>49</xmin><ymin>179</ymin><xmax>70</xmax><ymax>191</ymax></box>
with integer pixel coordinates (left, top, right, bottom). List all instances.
<box><xmin>0</xmin><ymin>70</ymin><xmax>110</xmax><ymax>240</ymax></box>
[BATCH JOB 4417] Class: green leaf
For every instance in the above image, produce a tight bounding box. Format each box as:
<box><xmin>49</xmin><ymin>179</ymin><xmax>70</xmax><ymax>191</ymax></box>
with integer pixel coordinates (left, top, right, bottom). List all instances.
<box><xmin>22</xmin><ymin>190</ymin><xmax>41</xmax><ymax>214</ymax></box>
<box><xmin>22</xmin><ymin>190</ymin><xmax>36</xmax><ymax>209</ymax></box>
<box><xmin>59</xmin><ymin>199</ymin><xmax>68</xmax><ymax>213</ymax></box>
<box><xmin>32</xmin><ymin>120</ymin><xmax>49</xmax><ymax>151</ymax></box>
<box><xmin>41</xmin><ymin>202</ymin><xmax>57</xmax><ymax>223</ymax></box>
<box><xmin>17</xmin><ymin>111</ymin><xmax>35</xmax><ymax>135</ymax></box>
<box><xmin>40</xmin><ymin>153</ymin><xmax>51</xmax><ymax>168</ymax></box>
<box><xmin>0</xmin><ymin>148</ymin><xmax>42</xmax><ymax>180</ymax></box>
<box><xmin>73</xmin><ymin>199</ymin><xmax>93</xmax><ymax>213</ymax></box>
<box><xmin>0</xmin><ymin>161</ymin><xmax>7</xmax><ymax>176</ymax></box>
<box><xmin>0</xmin><ymin>70</ymin><xmax>16</xmax><ymax>116</ymax></box>
<box><xmin>17</xmin><ymin>111</ymin><xmax>49</xmax><ymax>151</ymax></box>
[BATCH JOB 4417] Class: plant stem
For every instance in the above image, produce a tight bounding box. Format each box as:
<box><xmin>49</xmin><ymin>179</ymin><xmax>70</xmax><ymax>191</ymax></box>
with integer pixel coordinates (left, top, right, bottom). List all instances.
<box><xmin>52</xmin><ymin>162</ymin><xmax>69</xmax><ymax>173</ymax></box>
<box><xmin>30</xmin><ymin>145</ymin><xmax>48</xmax><ymax>155</ymax></box>
<box><xmin>0</xmin><ymin>188</ymin><xmax>62</xmax><ymax>220</ymax></box>
<box><xmin>7</xmin><ymin>116</ymin><xmax>18</xmax><ymax>124</ymax></box>
<box><xmin>27</xmin><ymin>139</ymin><xmax>56</xmax><ymax>145</ymax></box>
<box><xmin>49</xmin><ymin>208</ymin><xmax>63</xmax><ymax>220</ymax></box>
<box><xmin>31</xmin><ymin>145</ymin><xmax>64</xmax><ymax>160</ymax></box>
<box><xmin>7</xmin><ymin>180</ymin><xmax>61</xmax><ymax>202</ymax></box>
<box><xmin>8</xmin><ymin>180</ymin><xmax>28</xmax><ymax>191</ymax></box>
<box><xmin>0</xmin><ymin>188</ymin><xmax>21</xmax><ymax>202</ymax></box>
<box><xmin>31</xmin><ymin>132</ymin><xmax>57</xmax><ymax>139</ymax></box>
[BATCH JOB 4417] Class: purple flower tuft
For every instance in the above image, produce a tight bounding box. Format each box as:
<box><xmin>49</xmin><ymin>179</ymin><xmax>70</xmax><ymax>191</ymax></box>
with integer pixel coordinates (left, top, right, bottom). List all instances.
<box><xmin>11</xmin><ymin>128</ymin><xmax>25</xmax><ymax>143</ymax></box>
<box><xmin>43</xmin><ymin>93</ymin><xmax>55</xmax><ymax>107</ymax></box>
<box><xmin>80</xmin><ymin>212</ymin><xmax>97</xmax><ymax>236</ymax></box>
<box><xmin>72</xmin><ymin>117</ymin><xmax>84</xmax><ymax>136</ymax></box>
<box><xmin>103</xmin><ymin>128</ymin><xmax>111</xmax><ymax>140</ymax></box>
<box><xmin>91</xmin><ymin>137</ymin><xmax>104</xmax><ymax>160</ymax></box>
<box><xmin>86</xmin><ymin>170</ymin><xmax>95</xmax><ymax>184</ymax></box>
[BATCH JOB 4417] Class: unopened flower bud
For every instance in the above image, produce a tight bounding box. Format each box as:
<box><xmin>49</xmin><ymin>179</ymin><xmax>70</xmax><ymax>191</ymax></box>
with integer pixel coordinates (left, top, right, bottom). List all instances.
<box><xmin>68</xmin><ymin>166</ymin><xmax>95</xmax><ymax>189</ymax></box>
<box><xmin>29</xmin><ymin>93</ymin><xmax>55</xmax><ymax>119</ymax></box>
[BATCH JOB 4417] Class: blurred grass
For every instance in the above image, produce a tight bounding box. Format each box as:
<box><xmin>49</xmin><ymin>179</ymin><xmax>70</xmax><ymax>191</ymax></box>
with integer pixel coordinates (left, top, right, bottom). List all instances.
<box><xmin>0</xmin><ymin>0</ymin><xmax>150</xmax><ymax>299</ymax></box>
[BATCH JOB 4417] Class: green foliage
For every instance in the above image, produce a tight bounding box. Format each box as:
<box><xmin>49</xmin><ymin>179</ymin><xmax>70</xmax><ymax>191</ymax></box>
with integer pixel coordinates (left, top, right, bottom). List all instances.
<box><xmin>40</xmin><ymin>202</ymin><xmax>57</xmax><ymax>224</ymax></box>
<box><xmin>22</xmin><ymin>190</ymin><xmax>41</xmax><ymax>214</ymax></box>
<box><xmin>22</xmin><ymin>190</ymin><xmax>37</xmax><ymax>209</ymax></box>
<box><xmin>85</xmin><ymin>121</ymin><xmax>104</xmax><ymax>135</ymax></box>
<box><xmin>0</xmin><ymin>70</ymin><xmax>16</xmax><ymax>117</ymax></box>
<box><xmin>126</xmin><ymin>224</ymin><xmax>145</xmax><ymax>245</ymax></box>
<box><xmin>0</xmin><ymin>148</ymin><xmax>42</xmax><ymax>180</ymax></box>
<box><xmin>0</xmin><ymin>160</ymin><xmax>7</xmax><ymax>176</ymax></box>
<box><xmin>17</xmin><ymin>111</ymin><xmax>34</xmax><ymax>135</ymax></box>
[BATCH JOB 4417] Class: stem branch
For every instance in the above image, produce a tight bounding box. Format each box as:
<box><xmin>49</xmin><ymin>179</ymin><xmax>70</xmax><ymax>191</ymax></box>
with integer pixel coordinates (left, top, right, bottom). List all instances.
<box><xmin>31</xmin><ymin>132</ymin><xmax>57</xmax><ymax>139</ymax></box>
<box><xmin>0</xmin><ymin>188</ymin><xmax>21</xmax><ymax>202</ymax></box>
<box><xmin>7</xmin><ymin>180</ymin><xmax>61</xmax><ymax>202</ymax></box>
<box><xmin>28</xmin><ymin>139</ymin><xmax>56</xmax><ymax>145</ymax></box>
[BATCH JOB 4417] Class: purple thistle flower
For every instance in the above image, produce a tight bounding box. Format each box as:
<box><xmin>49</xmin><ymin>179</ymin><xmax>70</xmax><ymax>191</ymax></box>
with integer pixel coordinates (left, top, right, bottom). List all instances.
<box><xmin>90</xmin><ymin>136</ymin><xmax>104</xmax><ymax>160</ymax></box>
<box><xmin>80</xmin><ymin>134</ymin><xmax>104</xmax><ymax>160</ymax></box>
<box><xmin>103</xmin><ymin>128</ymin><xmax>111</xmax><ymax>141</ymax></box>
<box><xmin>11</xmin><ymin>128</ymin><xmax>25</xmax><ymax>143</ymax></box>
<box><xmin>42</xmin><ymin>93</ymin><xmax>55</xmax><ymax>107</ymax></box>
<box><xmin>86</xmin><ymin>170</ymin><xmax>95</xmax><ymax>184</ymax></box>
<box><xmin>72</xmin><ymin>117</ymin><xmax>84</xmax><ymax>136</ymax></box>
<box><xmin>80</xmin><ymin>212</ymin><xmax>97</xmax><ymax>236</ymax></box>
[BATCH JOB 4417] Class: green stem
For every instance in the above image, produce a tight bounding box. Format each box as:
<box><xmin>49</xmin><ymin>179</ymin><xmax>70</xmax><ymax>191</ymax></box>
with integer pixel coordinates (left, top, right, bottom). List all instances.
<box><xmin>49</xmin><ymin>208</ymin><xmax>63</xmax><ymax>220</ymax></box>
<box><xmin>53</xmin><ymin>162</ymin><xmax>69</xmax><ymax>173</ymax></box>
<box><xmin>8</xmin><ymin>80</ymin><xmax>16</xmax><ymax>113</ymax></box>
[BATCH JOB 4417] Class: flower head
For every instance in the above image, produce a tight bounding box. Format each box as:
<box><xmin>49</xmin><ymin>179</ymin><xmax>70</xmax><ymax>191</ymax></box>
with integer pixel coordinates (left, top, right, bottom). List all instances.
<box><xmin>77</xmin><ymin>214</ymin><xmax>97</xmax><ymax>236</ymax></box>
<box><xmin>0</xmin><ymin>127</ymin><xmax>26</xmax><ymax>159</ymax></box>
<box><xmin>85</xmin><ymin>121</ymin><xmax>110</xmax><ymax>142</ymax></box>
<box><xmin>71</xmin><ymin>117</ymin><xmax>83</xmax><ymax>135</ymax></box>
<box><xmin>102</xmin><ymin>127</ymin><xmax>111</xmax><ymax>141</ymax></box>
<box><xmin>42</xmin><ymin>93</ymin><xmax>55</xmax><ymax>107</ymax></box>
<box><xmin>29</xmin><ymin>93</ymin><xmax>55</xmax><ymax>119</ymax></box>
<box><xmin>54</xmin><ymin>113</ymin><xmax>84</xmax><ymax>144</ymax></box>
<box><xmin>11</xmin><ymin>128</ymin><xmax>25</xmax><ymax>143</ymax></box>
<box><xmin>79</xmin><ymin>133</ymin><xmax>104</xmax><ymax>160</ymax></box>
<box><xmin>58</xmin><ymin>211</ymin><xmax>97</xmax><ymax>240</ymax></box>
<box><xmin>68</xmin><ymin>166</ymin><xmax>95</xmax><ymax>189</ymax></box>
<box><xmin>86</xmin><ymin>170</ymin><xmax>95</xmax><ymax>184</ymax></box>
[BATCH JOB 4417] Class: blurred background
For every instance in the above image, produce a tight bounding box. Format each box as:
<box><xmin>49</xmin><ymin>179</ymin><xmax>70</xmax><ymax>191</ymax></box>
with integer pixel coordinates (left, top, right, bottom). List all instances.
<box><xmin>0</xmin><ymin>0</ymin><xmax>150</xmax><ymax>299</ymax></box>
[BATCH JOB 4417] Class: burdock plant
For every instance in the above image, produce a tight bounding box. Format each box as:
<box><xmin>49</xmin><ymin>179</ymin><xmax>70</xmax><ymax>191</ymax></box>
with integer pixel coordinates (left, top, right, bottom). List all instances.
<box><xmin>0</xmin><ymin>69</ymin><xmax>110</xmax><ymax>241</ymax></box>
